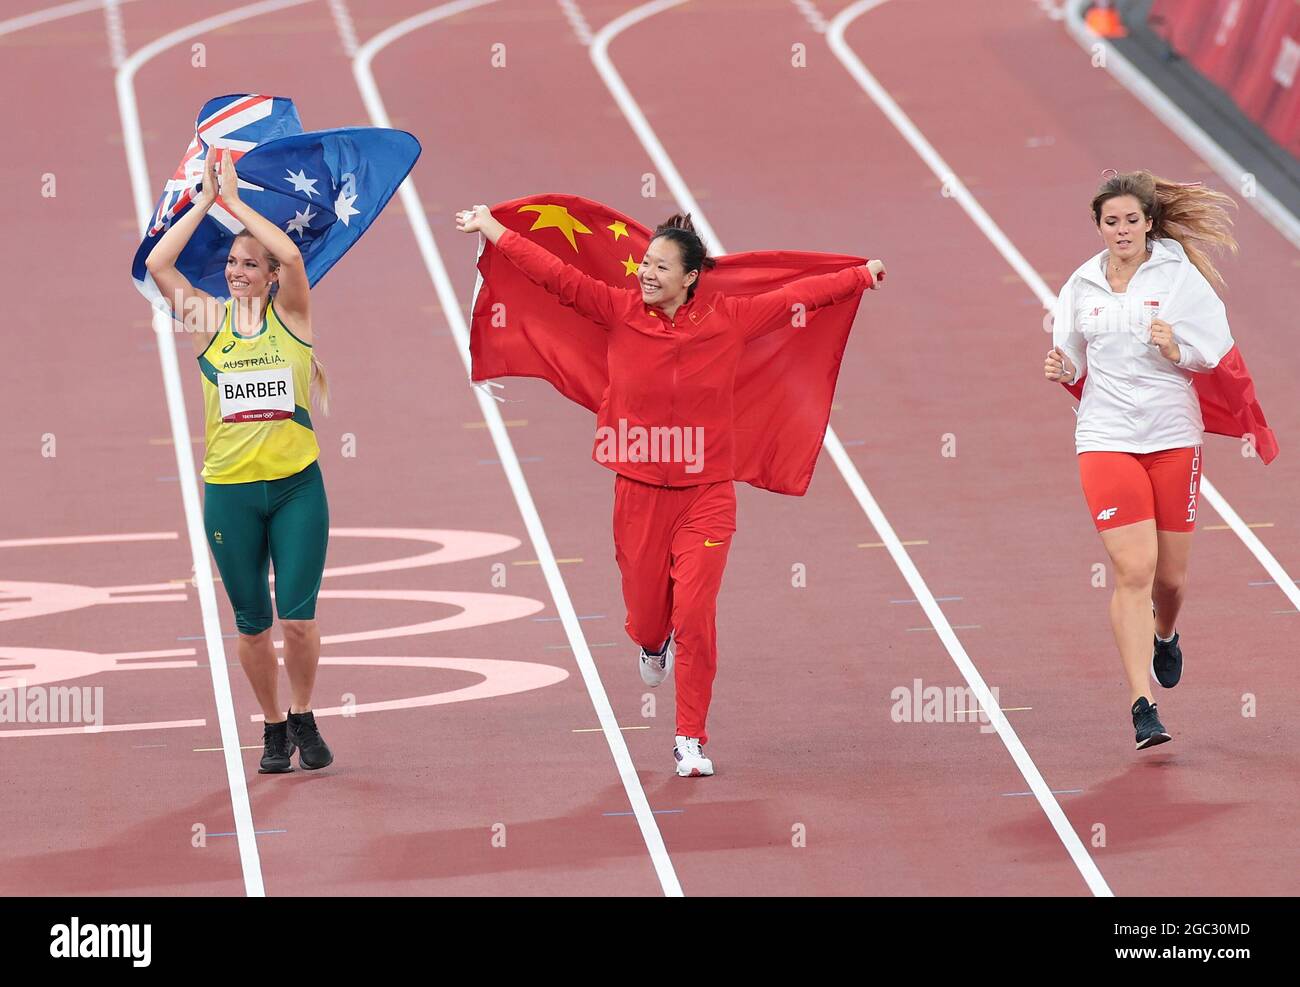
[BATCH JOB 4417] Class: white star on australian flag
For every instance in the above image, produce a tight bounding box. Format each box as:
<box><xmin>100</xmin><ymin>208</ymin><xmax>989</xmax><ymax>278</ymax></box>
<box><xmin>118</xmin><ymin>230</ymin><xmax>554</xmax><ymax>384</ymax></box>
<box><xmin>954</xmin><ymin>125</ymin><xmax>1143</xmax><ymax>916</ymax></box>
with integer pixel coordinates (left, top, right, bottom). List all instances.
<box><xmin>285</xmin><ymin>206</ymin><xmax>317</xmax><ymax>238</ymax></box>
<box><xmin>334</xmin><ymin>188</ymin><xmax>361</xmax><ymax>226</ymax></box>
<box><xmin>284</xmin><ymin>168</ymin><xmax>319</xmax><ymax>198</ymax></box>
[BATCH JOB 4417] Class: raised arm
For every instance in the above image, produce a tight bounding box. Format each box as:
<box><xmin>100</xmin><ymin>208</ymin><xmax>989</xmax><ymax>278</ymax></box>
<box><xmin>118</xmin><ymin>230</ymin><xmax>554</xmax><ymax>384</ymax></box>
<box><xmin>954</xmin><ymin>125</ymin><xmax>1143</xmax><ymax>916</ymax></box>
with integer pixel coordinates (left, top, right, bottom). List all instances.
<box><xmin>728</xmin><ymin>259</ymin><xmax>884</xmax><ymax>341</ymax></box>
<box><xmin>145</xmin><ymin>152</ymin><xmax>225</xmax><ymax>353</ymax></box>
<box><xmin>216</xmin><ymin>150</ymin><xmax>311</xmax><ymax>340</ymax></box>
<box><xmin>456</xmin><ymin>205</ymin><xmax>624</xmax><ymax>329</ymax></box>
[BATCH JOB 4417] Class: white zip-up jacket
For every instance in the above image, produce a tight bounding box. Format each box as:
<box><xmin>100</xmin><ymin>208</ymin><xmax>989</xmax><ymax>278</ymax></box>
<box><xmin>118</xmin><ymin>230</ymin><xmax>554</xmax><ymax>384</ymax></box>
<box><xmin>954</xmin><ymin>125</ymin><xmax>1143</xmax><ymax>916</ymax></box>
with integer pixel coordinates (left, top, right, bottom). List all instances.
<box><xmin>1052</xmin><ymin>237</ymin><xmax>1234</xmax><ymax>455</ymax></box>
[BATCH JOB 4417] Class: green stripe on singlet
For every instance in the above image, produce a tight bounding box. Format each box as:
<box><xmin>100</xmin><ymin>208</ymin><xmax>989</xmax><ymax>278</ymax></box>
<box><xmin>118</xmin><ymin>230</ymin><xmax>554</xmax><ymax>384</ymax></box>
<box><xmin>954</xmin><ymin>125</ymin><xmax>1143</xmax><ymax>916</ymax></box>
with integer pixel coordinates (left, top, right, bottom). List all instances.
<box><xmin>291</xmin><ymin>405</ymin><xmax>314</xmax><ymax>432</ymax></box>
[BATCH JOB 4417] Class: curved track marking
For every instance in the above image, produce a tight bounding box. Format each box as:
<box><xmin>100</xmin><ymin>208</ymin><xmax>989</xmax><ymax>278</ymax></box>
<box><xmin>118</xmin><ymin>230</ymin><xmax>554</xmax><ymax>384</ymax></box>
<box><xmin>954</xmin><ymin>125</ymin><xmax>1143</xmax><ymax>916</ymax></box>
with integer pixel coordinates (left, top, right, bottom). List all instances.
<box><xmin>0</xmin><ymin>647</ymin><xmax>568</xmax><ymax>736</ymax></box>
<box><xmin>0</xmin><ymin>0</ymin><xmax>142</xmax><ymax>37</ymax></box>
<box><xmin>1</xmin><ymin>528</ymin><xmax>531</xmax><ymax>625</ymax></box>
<box><xmin>289</xmin><ymin>589</ymin><xmax>545</xmax><ymax>647</ymax></box>
<box><xmin>347</xmin><ymin>0</ymin><xmax>684</xmax><ymax>898</ymax></box>
<box><xmin>0</xmin><ymin>646</ymin><xmax>197</xmax><ymax>689</ymax></box>
<box><xmin>590</xmin><ymin>0</ymin><xmax>1110</xmax><ymax>897</ymax></box>
<box><xmin>0</xmin><ymin>719</ymin><xmax>208</xmax><ymax>739</ymax></box>
<box><xmin>322</xmin><ymin>528</ymin><xmax>522</xmax><ymax>577</ymax></box>
<box><xmin>1</xmin><ymin>528</ymin><xmax>561</xmax><ymax>737</ymax></box>
<box><xmin>0</xmin><ymin>532</ymin><xmax>177</xmax><ymax>549</ymax></box>
<box><xmin>250</xmin><ymin>656</ymin><xmax>570</xmax><ymax>720</ymax></box>
<box><xmin>114</xmin><ymin>0</ymin><xmax>316</xmax><ymax>899</ymax></box>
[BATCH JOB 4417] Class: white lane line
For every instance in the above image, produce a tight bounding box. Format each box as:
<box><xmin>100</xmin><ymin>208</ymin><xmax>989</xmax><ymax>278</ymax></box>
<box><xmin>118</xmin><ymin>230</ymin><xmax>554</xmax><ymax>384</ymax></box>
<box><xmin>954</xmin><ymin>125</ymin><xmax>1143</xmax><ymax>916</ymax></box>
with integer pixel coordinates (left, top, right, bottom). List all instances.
<box><xmin>556</xmin><ymin>0</ymin><xmax>594</xmax><ymax>46</ymax></box>
<box><xmin>326</xmin><ymin>0</ymin><xmax>358</xmax><ymax>56</ymax></box>
<box><xmin>1064</xmin><ymin>0</ymin><xmax>1300</xmax><ymax>251</ymax></box>
<box><xmin>591</xmin><ymin>0</ymin><xmax>1111</xmax><ymax>897</ymax></box>
<box><xmin>345</xmin><ymin>0</ymin><xmax>685</xmax><ymax>898</ymax></box>
<box><xmin>791</xmin><ymin>0</ymin><xmax>829</xmax><ymax>33</ymax></box>
<box><xmin>828</xmin><ymin>0</ymin><xmax>1300</xmax><ymax>617</ymax></box>
<box><xmin>102</xmin><ymin>0</ymin><xmax>126</xmax><ymax>68</ymax></box>
<box><xmin>111</xmin><ymin>0</ymin><xmax>313</xmax><ymax>900</ymax></box>
<box><xmin>0</xmin><ymin>0</ymin><xmax>140</xmax><ymax>36</ymax></box>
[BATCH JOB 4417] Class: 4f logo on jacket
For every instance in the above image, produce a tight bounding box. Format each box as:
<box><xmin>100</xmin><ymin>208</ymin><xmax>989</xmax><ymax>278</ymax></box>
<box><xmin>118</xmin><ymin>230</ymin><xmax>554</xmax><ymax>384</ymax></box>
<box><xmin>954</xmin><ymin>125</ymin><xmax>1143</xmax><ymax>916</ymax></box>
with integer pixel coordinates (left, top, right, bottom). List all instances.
<box><xmin>1096</xmin><ymin>507</ymin><xmax>1118</xmax><ymax>521</ymax></box>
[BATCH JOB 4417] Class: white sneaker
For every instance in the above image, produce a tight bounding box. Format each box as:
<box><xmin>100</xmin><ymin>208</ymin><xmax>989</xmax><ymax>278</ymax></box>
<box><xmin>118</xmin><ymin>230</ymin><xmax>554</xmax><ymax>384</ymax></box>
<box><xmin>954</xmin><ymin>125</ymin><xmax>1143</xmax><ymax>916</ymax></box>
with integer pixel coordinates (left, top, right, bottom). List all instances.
<box><xmin>638</xmin><ymin>632</ymin><xmax>674</xmax><ymax>687</ymax></box>
<box><xmin>673</xmin><ymin>735</ymin><xmax>714</xmax><ymax>777</ymax></box>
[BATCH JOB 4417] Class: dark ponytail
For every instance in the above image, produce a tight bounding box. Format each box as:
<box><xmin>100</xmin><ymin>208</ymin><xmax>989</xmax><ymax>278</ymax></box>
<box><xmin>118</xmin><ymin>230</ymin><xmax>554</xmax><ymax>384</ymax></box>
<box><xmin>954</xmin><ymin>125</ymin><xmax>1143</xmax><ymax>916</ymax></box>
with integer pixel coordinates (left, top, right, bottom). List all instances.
<box><xmin>651</xmin><ymin>213</ymin><xmax>716</xmax><ymax>300</ymax></box>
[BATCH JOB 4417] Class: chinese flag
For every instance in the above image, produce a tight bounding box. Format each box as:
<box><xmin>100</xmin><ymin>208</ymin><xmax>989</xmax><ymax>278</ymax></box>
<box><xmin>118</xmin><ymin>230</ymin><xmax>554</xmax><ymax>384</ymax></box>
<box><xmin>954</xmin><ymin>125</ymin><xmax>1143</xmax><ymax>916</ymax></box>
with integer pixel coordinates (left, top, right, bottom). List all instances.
<box><xmin>470</xmin><ymin>194</ymin><xmax>869</xmax><ymax>495</ymax></box>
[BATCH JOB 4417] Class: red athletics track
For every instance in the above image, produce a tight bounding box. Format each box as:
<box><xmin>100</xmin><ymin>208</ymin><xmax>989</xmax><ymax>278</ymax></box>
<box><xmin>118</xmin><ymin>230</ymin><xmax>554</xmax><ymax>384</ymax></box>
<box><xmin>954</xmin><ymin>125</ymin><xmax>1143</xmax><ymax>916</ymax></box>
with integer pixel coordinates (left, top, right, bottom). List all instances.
<box><xmin>602</xmin><ymin>0</ymin><xmax>1298</xmax><ymax>894</ymax></box>
<box><xmin>4</xmin><ymin>0</ymin><xmax>656</xmax><ymax>897</ymax></box>
<box><xmin>819</xmin><ymin>0</ymin><xmax>1300</xmax><ymax>894</ymax></box>
<box><xmin>600</xmin><ymin>0</ymin><xmax>1300</xmax><ymax>893</ymax></box>
<box><xmin>2</xmin><ymin>0</ymin><xmax>1296</xmax><ymax>897</ymax></box>
<box><xmin>375</xmin><ymin>0</ymin><xmax>1098</xmax><ymax>896</ymax></box>
<box><xmin>345</xmin><ymin>0</ymin><xmax>1300</xmax><ymax>895</ymax></box>
<box><xmin>1</xmin><ymin>0</ymin><xmax>249</xmax><ymax>895</ymax></box>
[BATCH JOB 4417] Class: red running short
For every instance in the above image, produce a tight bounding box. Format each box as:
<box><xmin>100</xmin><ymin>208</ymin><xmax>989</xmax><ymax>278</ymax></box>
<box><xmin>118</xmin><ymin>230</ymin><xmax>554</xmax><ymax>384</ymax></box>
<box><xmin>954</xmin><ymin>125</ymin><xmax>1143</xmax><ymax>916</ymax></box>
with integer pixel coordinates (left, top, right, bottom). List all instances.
<box><xmin>1078</xmin><ymin>446</ymin><xmax>1202</xmax><ymax>533</ymax></box>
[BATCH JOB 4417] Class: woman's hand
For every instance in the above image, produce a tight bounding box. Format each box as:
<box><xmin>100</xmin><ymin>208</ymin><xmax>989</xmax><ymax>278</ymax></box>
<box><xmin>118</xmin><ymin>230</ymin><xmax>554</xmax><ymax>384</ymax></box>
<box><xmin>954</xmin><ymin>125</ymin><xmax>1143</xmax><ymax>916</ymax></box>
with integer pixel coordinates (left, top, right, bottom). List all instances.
<box><xmin>1045</xmin><ymin>346</ymin><xmax>1077</xmax><ymax>383</ymax></box>
<box><xmin>455</xmin><ymin>205</ymin><xmax>493</xmax><ymax>233</ymax></box>
<box><xmin>455</xmin><ymin>205</ymin><xmax>507</xmax><ymax>244</ymax></box>
<box><xmin>217</xmin><ymin>149</ymin><xmax>242</xmax><ymax>206</ymax></box>
<box><xmin>1149</xmin><ymin>317</ymin><xmax>1181</xmax><ymax>363</ymax></box>
<box><xmin>866</xmin><ymin>259</ymin><xmax>886</xmax><ymax>288</ymax></box>
<box><xmin>194</xmin><ymin>152</ymin><xmax>218</xmax><ymax>210</ymax></box>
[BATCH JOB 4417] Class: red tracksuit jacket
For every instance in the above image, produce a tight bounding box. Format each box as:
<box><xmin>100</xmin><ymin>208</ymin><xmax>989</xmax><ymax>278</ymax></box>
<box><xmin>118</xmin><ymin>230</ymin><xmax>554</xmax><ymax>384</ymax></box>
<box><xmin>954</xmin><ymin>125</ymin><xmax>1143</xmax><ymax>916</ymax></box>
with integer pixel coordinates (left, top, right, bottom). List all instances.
<box><xmin>494</xmin><ymin>228</ymin><xmax>872</xmax><ymax>487</ymax></box>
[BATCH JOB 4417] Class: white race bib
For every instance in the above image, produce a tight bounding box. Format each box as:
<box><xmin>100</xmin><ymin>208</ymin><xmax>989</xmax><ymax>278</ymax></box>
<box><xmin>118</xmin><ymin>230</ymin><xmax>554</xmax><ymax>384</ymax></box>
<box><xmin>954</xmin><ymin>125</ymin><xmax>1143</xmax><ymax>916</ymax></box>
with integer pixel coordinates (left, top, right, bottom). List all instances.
<box><xmin>217</xmin><ymin>367</ymin><xmax>295</xmax><ymax>423</ymax></box>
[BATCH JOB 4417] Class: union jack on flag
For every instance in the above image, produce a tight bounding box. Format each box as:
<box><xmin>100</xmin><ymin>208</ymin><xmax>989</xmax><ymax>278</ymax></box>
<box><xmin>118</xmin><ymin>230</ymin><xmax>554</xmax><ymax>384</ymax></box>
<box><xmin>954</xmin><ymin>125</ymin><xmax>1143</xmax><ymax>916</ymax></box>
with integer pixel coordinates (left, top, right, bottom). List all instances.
<box><xmin>132</xmin><ymin>93</ymin><xmax>420</xmax><ymax>307</ymax></box>
<box><xmin>146</xmin><ymin>94</ymin><xmax>300</xmax><ymax>238</ymax></box>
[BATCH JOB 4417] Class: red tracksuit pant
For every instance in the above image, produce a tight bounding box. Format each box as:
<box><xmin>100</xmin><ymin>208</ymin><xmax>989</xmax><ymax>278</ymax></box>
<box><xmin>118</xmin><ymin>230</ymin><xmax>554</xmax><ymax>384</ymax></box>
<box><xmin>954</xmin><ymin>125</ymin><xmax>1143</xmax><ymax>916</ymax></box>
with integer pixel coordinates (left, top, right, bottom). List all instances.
<box><xmin>612</xmin><ymin>474</ymin><xmax>736</xmax><ymax>745</ymax></box>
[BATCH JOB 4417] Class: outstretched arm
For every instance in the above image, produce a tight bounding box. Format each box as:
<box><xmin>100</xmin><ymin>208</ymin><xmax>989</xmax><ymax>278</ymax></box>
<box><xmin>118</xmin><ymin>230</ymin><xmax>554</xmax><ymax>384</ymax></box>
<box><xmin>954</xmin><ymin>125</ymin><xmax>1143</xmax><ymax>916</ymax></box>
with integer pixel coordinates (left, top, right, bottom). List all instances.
<box><xmin>145</xmin><ymin>152</ymin><xmax>224</xmax><ymax>352</ymax></box>
<box><xmin>729</xmin><ymin>260</ymin><xmax>884</xmax><ymax>340</ymax></box>
<box><xmin>457</xmin><ymin>205</ymin><xmax>623</xmax><ymax>329</ymax></box>
<box><xmin>216</xmin><ymin>150</ymin><xmax>311</xmax><ymax>338</ymax></box>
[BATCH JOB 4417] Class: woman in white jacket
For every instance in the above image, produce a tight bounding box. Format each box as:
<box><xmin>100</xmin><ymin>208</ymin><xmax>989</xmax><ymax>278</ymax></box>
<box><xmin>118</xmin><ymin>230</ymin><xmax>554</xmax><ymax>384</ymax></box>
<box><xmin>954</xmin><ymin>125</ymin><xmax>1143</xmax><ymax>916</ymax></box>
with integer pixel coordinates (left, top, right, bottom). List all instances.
<box><xmin>1045</xmin><ymin>169</ymin><xmax>1237</xmax><ymax>750</ymax></box>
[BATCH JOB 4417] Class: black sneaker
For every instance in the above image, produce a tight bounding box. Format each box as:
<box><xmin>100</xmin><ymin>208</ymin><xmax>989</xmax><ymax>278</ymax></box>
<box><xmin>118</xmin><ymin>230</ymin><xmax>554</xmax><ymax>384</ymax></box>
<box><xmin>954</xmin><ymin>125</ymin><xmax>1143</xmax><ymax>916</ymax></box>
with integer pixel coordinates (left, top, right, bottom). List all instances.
<box><xmin>1151</xmin><ymin>632</ymin><xmax>1183</xmax><ymax>688</ymax></box>
<box><xmin>1132</xmin><ymin>697</ymin><xmax>1172</xmax><ymax>751</ymax></box>
<box><xmin>286</xmin><ymin>710</ymin><xmax>333</xmax><ymax>770</ymax></box>
<box><xmin>258</xmin><ymin>720</ymin><xmax>293</xmax><ymax>774</ymax></box>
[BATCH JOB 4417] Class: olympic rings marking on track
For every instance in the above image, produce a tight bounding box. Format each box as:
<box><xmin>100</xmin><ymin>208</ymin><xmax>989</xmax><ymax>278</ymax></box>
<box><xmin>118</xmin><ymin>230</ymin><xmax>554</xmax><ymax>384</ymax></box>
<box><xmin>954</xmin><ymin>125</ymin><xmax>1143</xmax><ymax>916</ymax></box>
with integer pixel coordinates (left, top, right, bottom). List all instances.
<box><xmin>0</xmin><ymin>529</ymin><xmax>570</xmax><ymax>737</ymax></box>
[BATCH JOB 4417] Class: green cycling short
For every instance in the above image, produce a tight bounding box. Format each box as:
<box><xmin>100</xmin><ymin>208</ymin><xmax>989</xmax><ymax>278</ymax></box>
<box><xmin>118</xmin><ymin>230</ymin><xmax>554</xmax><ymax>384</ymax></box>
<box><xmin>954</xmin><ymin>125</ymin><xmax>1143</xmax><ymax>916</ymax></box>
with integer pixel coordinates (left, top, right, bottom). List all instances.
<box><xmin>202</xmin><ymin>460</ymin><xmax>329</xmax><ymax>635</ymax></box>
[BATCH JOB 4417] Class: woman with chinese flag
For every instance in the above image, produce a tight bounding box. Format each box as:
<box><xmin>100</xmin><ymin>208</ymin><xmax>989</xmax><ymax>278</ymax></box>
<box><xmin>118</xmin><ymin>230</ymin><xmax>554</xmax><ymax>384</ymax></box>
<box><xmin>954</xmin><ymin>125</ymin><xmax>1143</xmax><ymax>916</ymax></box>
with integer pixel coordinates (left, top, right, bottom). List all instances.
<box><xmin>458</xmin><ymin>198</ymin><xmax>883</xmax><ymax>777</ymax></box>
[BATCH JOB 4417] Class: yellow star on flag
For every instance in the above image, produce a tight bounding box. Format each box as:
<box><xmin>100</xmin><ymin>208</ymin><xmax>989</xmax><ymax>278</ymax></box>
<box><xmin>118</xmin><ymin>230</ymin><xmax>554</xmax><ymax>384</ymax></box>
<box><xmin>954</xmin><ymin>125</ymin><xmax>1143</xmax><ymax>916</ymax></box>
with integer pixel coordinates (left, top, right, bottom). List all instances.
<box><xmin>518</xmin><ymin>203</ymin><xmax>593</xmax><ymax>252</ymax></box>
<box><xmin>622</xmin><ymin>255</ymin><xmax>640</xmax><ymax>277</ymax></box>
<box><xmin>608</xmin><ymin>220</ymin><xmax>629</xmax><ymax>241</ymax></box>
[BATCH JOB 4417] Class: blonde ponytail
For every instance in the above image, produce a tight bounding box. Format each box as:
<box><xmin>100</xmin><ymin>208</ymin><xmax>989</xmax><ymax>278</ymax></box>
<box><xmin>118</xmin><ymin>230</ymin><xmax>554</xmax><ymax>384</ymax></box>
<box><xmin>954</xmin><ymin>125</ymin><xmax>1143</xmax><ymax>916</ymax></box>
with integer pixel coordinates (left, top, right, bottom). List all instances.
<box><xmin>310</xmin><ymin>354</ymin><xmax>330</xmax><ymax>416</ymax></box>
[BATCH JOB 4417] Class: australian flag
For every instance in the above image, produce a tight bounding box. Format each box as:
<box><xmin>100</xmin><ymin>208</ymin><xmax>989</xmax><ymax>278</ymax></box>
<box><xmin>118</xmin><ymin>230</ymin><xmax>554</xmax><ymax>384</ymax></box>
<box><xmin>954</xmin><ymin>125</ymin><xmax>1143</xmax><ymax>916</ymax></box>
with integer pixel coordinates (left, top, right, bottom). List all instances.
<box><xmin>132</xmin><ymin>93</ymin><xmax>420</xmax><ymax>307</ymax></box>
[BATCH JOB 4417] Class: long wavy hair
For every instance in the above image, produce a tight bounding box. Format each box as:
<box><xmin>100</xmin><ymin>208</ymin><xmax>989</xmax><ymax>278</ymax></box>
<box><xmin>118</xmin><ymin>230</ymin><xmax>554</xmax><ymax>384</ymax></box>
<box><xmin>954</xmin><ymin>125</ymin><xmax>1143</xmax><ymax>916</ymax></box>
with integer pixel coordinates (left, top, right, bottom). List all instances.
<box><xmin>1091</xmin><ymin>170</ymin><xmax>1237</xmax><ymax>292</ymax></box>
